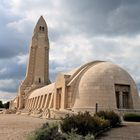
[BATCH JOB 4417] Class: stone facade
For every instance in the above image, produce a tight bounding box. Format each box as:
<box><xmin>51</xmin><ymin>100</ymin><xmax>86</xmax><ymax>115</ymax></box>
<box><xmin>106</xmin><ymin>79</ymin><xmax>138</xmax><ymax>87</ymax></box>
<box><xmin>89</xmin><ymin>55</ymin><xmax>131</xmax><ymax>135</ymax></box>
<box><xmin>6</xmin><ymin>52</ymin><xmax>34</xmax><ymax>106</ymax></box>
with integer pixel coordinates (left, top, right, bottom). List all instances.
<box><xmin>9</xmin><ymin>16</ymin><xmax>140</xmax><ymax>118</ymax></box>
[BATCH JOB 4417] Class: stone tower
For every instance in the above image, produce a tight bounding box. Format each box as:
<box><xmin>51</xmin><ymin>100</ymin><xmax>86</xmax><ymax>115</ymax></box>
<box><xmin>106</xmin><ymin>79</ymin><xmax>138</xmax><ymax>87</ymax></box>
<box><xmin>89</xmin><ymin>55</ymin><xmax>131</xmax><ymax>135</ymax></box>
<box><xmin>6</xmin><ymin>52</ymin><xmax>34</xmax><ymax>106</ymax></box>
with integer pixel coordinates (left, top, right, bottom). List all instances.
<box><xmin>18</xmin><ymin>16</ymin><xmax>51</xmax><ymax>109</ymax></box>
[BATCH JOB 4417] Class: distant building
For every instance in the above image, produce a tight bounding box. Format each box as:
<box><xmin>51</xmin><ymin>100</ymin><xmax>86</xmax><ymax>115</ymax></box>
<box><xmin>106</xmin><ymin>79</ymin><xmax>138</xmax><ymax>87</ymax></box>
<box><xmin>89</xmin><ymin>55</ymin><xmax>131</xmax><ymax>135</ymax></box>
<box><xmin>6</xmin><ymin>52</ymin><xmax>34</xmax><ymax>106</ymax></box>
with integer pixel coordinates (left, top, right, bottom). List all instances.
<box><xmin>9</xmin><ymin>16</ymin><xmax>140</xmax><ymax>118</ymax></box>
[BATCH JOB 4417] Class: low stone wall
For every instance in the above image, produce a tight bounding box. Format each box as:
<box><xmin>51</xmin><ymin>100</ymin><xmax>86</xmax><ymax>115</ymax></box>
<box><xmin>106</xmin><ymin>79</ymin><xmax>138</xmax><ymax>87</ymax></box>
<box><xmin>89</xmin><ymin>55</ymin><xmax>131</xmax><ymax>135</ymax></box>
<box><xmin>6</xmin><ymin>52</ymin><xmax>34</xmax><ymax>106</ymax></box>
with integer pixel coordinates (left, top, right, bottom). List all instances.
<box><xmin>118</xmin><ymin>109</ymin><xmax>140</xmax><ymax>116</ymax></box>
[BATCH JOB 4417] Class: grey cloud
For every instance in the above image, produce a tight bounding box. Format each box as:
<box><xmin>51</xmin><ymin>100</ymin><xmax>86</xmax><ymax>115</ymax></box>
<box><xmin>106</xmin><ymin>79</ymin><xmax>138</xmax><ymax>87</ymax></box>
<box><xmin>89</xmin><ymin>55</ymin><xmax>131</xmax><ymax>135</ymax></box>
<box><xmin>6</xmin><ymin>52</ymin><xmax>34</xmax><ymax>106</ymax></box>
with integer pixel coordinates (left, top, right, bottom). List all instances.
<box><xmin>0</xmin><ymin>4</ymin><xmax>33</xmax><ymax>59</ymax></box>
<box><xmin>0</xmin><ymin>81</ymin><xmax>19</xmax><ymax>92</ymax></box>
<box><xmin>0</xmin><ymin>57</ymin><xmax>26</xmax><ymax>92</ymax></box>
<box><xmin>137</xmin><ymin>83</ymin><xmax>140</xmax><ymax>93</ymax></box>
<box><xmin>59</xmin><ymin>0</ymin><xmax>140</xmax><ymax>37</ymax></box>
<box><xmin>0</xmin><ymin>61</ymin><xmax>26</xmax><ymax>80</ymax></box>
<box><xmin>49</xmin><ymin>60</ymin><xmax>76</xmax><ymax>82</ymax></box>
<box><xmin>0</xmin><ymin>24</ymin><xmax>29</xmax><ymax>59</ymax></box>
<box><xmin>0</xmin><ymin>91</ymin><xmax>16</xmax><ymax>102</ymax></box>
<box><xmin>0</xmin><ymin>0</ymin><xmax>140</xmax><ymax>99</ymax></box>
<box><xmin>49</xmin><ymin>27</ymin><xmax>69</xmax><ymax>42</ymax></box>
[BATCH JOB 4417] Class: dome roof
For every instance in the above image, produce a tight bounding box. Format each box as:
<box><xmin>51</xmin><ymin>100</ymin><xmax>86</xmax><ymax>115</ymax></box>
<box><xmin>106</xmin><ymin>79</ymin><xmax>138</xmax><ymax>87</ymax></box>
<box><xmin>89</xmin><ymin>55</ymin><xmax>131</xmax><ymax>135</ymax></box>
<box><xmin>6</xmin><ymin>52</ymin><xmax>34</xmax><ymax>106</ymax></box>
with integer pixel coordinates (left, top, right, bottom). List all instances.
<box><xmin>79</xmin><ymin>62</ymin><xmax>134</xmax><ymax>85</ymax></box>
<box><xmin>72</xmin><ymin>61</ymin><xmax>139</xmax><ymax>110</ymax></box>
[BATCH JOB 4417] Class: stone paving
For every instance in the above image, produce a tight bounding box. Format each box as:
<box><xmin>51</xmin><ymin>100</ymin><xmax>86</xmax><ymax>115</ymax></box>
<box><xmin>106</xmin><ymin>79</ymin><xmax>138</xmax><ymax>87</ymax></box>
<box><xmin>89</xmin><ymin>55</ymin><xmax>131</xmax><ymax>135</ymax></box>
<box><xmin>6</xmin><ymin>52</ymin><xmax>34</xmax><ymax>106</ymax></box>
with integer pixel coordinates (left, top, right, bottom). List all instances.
<box><xmin>0</xmin><ymin>114</ymin><xmax>140</xmax><ymax>140</ymax></box>
<box><xmin>0</xmin><ymin>114</ymin><xmax>48</xmax><ymax>140</ymax></box>
<box><xmin>96</xmin><ymin>122</ymin><xmax>140</xmax><ymax>140</ymax></box>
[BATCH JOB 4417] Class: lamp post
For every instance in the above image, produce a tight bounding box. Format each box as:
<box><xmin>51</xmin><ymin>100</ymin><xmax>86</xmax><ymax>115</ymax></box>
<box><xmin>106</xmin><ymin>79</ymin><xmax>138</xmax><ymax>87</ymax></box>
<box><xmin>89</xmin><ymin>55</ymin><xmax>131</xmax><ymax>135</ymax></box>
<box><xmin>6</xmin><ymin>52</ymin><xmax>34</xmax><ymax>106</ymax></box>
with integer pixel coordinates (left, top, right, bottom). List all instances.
<box><xmin>95</xmin><ymin>102</ymin><xmax>98</xmax><ymax>114</ymax></box>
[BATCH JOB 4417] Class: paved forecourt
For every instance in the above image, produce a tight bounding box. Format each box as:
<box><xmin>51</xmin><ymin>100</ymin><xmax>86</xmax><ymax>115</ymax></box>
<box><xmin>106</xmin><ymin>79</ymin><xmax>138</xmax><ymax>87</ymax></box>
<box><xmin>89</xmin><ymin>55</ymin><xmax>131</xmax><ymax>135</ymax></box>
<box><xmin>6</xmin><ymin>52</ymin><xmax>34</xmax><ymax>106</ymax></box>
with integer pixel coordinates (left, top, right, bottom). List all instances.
<box><xmin>97</xmin><ymin>122</ymin><xmax>140</xmax><ymax>140</ymax></box>
<box><xmin>0</xmin><ymin>114</ymin><xmax>50</xmax><ymax>140</ymax></box>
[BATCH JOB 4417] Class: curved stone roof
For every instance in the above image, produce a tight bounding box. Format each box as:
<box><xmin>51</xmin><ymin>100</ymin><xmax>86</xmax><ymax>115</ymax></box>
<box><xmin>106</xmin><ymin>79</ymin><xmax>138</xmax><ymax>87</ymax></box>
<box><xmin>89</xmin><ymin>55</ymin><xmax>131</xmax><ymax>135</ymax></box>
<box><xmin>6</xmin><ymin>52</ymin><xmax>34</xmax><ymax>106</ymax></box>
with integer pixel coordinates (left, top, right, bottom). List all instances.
<box><xmin>67</xmin><ymin>60</ymin><xmax>104</xmax><ymax>86</ymax></box>
<box><xmin>28</xmin><ymin>83</ymin><xmax>55</xmax><ymax>99</ymax></box>
<box><xmin>72</xmin><ymin>61</ymin><xmax>140</xmax><ymax>110</ymax></box>
<box><xmin>79</xmin><ymin>61</ymin><xmax>134</xmax><ymax>85</ymax></box>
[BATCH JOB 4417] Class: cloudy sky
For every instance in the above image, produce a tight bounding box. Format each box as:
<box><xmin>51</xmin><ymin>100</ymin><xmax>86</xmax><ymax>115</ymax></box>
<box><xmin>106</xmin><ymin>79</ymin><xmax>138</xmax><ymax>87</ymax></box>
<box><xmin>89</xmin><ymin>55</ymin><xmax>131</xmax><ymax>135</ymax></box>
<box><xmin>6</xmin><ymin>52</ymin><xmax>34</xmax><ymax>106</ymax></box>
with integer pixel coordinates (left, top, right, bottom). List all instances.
<box><xmin>0</xmin><ymin>0</ymin><xmax>140</xmax><ymax>102</ymax></box>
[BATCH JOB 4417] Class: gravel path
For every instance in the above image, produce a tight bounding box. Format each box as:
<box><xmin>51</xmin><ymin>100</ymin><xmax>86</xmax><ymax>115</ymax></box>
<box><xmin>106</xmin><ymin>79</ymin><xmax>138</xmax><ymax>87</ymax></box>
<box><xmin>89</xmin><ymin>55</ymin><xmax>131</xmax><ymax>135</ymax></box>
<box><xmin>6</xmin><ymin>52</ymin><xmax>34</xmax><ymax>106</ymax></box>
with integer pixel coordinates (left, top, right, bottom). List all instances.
<box><xmin>96</xmin><ymin>122</ymin><xmax>140</xmax><ymax>140</ymax></box>
<box><xmin>0</xmin><ymin>114</ymin><xmax>48</xmax><ymax>140</ymax></box>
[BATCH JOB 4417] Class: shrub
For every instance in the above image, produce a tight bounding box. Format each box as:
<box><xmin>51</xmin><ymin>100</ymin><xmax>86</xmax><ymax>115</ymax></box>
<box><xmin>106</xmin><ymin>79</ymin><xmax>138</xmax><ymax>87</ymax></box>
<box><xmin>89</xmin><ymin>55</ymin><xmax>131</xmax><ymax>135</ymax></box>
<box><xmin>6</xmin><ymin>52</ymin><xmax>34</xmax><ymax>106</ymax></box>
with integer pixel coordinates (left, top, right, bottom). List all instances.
<box><xmin>123</xmin><ymin>113</ymin><xmax>140</xmax><ymax>122</ymax></box>
<box><xmin>61</xmin><ymin>112</ymin><xmax>110</xmax><ymax>136</ymax></box>
<box><xmin>27</xmin><ymin>111</ymin><xmax>121</xmax><ymax>140</ymax></box>
<box><xmin>63</xmin><ymin>131</ymin><xmax>95</xmax><ymax>140</ymax></box>
<box><xmin>27</xmin><ymin>123</ymin><xmax>66</xmax><ymax>140</ymax></box>
<box><xmin>95</xmin><ymin>111</ymin><xmax>121</xmax><ymax>127</ymax></box>
<box><xmin>93</xmin><ymin>116</ymin><xmax>110</xmax><ymax>130</ymax></box>
<box><xmin>27</xmin><ymin>122</ymin><xmax>96</xmax><ymax>140</ymax></box>
<box><xmin>63</xmin><ymin>130</ymin><xmax>84</xmax><ymax>140</ymax></box>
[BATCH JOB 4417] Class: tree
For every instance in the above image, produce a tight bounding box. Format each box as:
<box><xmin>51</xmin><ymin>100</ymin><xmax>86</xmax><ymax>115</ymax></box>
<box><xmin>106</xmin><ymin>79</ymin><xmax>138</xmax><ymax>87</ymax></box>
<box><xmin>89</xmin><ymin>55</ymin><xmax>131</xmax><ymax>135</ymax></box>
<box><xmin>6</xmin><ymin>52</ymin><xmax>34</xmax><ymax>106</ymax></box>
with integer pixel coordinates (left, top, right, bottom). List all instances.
<box><xmin>0</xmin><ymin>100</ymin><xmax>4</xmax><ymax>108</ymax></box>
<box><xmin>4</xmin><ymin>101</ymin><xmax>10</xmax><ymax>109</ymax></box>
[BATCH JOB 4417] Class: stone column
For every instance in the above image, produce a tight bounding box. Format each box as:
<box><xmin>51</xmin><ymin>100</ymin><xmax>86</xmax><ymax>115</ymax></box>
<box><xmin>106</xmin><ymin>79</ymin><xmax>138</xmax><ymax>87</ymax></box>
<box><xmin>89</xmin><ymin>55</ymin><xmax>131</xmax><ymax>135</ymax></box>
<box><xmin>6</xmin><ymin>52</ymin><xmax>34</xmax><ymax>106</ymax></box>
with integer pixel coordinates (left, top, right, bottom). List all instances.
<box><xmin>40</xmin><ymin>95</ymin><xmax>45</xmax><ymax>108</ymax></box>
<box><xmin>36</xmin><ymin>97</ymin><xmax>40</xmax><ymax>109</ymax></box>
<box><xmin>48</xmin><ymin>94</ymin><xmax>53</xmax><ymax>108</ymax></box>
<box><xmin>35</xmin><ymin>97</ymin><xmax>40</xmax><ymax>109</ymax></box>
<box><xmin>53</xmin><ymin>90</ymin><xmax>57</xmax><ymax>109</ymax></box>
<box><xmin>31</xmin><ymin>98</ymin><xmax>35</xmax><ymax>108</ymax></box>
<box><xmin>37</xmin><ymin>96</ymin><xmax>42</xmax><ymax>109</ymax></box>
<box><xmin>119</xmin><ymin>91</ymin><xmax>123</xmax><ymax>109</ymax></box>
<box><xmin>25</xmin><ymin>100</ymin><xmax>27</xmax><ymax>109</ymax></box>
<box><xmin>27</xmin><ymin>100</ymin><xmax>30</xmax><ymax>109</ymax></box>
<box><xmin>43</xmin><ymin>94</ymin><xmax>49</xmax><ymax>109</ymax></box>
<box><xmin>30</xmin><ymin>98</ymin><xmax>33</xmax><ymax>109</ymax></box>
<box><xmin>27</xmin><ymin>100</ymin><xmax>29</xmax><ymax>109</ymax></box>
<box><xmin>33</xmin><ymin>97</ymin><xmax>37</xmax><ymax>109</ymax></box>
<box><xmin>29</xmin><ymin>99</ymin><xmax>32</xmax><ymax>109</ymax></box>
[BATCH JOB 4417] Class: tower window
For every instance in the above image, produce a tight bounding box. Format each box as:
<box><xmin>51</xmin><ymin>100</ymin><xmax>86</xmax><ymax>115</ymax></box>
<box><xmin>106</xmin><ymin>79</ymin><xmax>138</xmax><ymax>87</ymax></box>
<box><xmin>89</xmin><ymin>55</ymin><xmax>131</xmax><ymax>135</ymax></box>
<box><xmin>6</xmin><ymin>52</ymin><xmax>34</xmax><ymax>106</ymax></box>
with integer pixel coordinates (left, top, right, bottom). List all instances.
<box><xmin>42</xmin><ymin>27</ymin><xmax>44</xmax><ymax>31</ymax></box>
<box><xmin>39</xmin><ymin>78</ymin><xmax>41</xmax><ymax>83</ymax></box>
<box><xmin>39</xmin><ymin>26</ymin><xmax>45</xmax><ymax>32</ymax></box>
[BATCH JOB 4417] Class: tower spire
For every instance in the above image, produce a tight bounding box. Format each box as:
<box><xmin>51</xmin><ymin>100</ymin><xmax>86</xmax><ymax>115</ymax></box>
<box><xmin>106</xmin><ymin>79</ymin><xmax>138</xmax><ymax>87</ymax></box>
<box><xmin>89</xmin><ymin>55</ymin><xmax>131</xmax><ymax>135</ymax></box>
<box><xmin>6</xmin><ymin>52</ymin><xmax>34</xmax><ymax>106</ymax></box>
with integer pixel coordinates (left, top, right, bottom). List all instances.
<box><xmin>27</xmin><ymin>16</ymin><xmax>50</xmax><ymax>86</ymax></box>
<box><xmin>18</xmin><ymin>16</ymin><xmax>51</xmax><ymax>109</ymax></box>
